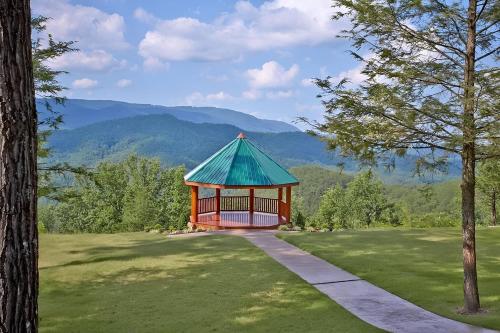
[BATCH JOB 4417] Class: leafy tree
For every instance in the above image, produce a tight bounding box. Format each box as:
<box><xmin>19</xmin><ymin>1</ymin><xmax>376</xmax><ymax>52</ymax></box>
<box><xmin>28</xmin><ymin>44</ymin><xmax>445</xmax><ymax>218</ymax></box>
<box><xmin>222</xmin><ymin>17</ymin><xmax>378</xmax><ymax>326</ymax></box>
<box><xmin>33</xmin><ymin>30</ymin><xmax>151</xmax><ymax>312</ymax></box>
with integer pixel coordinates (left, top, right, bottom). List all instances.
<box><xmin>305</xmin><ymin>0</ymin><xmax>499</xmax><ymax>312</ymax></box>
<box><xmin>0</xmin><ymin>1</ymin><xmax>38</xmax><ymax>330</ymax></box>
<box><xmin>314</xmin><ymin>185</ymin><xmax>349</xmax><ymax>230</ymax></box>
<box><xmin>39</xmin><ymin>155</ymin><xmax>190</xmax><ymax>233</ymax></box>
<box><xmin>477</xmin><ymin>160</ymin><xmax>500</xmax><ymax>226</ymax></box>
<box><xmin>311</xmin><ymin>172</ymin><xmax>399</xmax><ymax>230</ymax></box>
<box><xmin>346</xmin><ymin>172</ymin><xmax>388</xmax><ymax>227</ymax></box>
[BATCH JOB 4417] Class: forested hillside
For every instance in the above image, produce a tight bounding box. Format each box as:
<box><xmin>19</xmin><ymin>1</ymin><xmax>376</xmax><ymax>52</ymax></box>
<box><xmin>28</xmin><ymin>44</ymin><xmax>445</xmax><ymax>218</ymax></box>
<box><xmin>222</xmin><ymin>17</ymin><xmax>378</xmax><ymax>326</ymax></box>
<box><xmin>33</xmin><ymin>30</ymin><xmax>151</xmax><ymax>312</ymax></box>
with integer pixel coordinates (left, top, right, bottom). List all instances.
<box><xmin>46</xmin><ymin>113</ymin><xmax>460</xmax><ymax>183</ymax></box>
<box><xmin>37</xmin><ymin>99</ymin><xmax>299</xmax><ymax>132</ymax></box>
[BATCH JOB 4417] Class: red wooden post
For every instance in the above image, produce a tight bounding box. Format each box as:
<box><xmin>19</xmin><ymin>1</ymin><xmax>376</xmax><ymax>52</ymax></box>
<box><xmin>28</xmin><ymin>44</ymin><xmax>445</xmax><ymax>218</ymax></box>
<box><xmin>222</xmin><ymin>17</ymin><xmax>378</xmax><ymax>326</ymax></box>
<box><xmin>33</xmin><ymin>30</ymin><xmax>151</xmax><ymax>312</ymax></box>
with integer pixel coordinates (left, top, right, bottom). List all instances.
<box><xmin>249</xmin><ymin>188</ymin><xmax>254</xmax><ymax>226</ymax></box>
<box><xmin>249</xmin><ymin>189</ymin><xmax>255</xmax><ymax>214</ymax></box>
<box><xmin>215</xmin><ymin>188</ymin><xmax>221</xmax><ymax>222</ymax></box>
<box><xmin>191</xmin><ymin>186</ymin><xmax>198</xmax><ymax>223</ymax></box>
<box><xmin>277</xmin><ymin>187</ymin><xmax>283</xmax><ymax>221</ymax></box>
<box><xmin>286</xmin><ymin>186</ymin><xmax>291</xmax><ymax>224</ymax></box>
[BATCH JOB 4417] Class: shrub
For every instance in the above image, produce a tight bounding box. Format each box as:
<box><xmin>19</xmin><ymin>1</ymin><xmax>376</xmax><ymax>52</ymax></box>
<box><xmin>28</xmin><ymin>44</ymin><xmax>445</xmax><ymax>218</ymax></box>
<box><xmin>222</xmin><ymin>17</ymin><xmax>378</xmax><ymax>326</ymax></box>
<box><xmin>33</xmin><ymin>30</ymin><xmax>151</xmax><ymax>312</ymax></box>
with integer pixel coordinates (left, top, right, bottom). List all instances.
<box><xmin>409</xmin><ymin>213</ymin><xmax>460</xmax><ymax>228</ymax></box>
<box><xmin>278</xmin><ymin>225</ymin><xmax>290</xmax><ymax>231</ymax></box>
<box><xmin>38</xmin><ymin>221</ymin><xmax>47</xmax><ymax>234</ymax></box>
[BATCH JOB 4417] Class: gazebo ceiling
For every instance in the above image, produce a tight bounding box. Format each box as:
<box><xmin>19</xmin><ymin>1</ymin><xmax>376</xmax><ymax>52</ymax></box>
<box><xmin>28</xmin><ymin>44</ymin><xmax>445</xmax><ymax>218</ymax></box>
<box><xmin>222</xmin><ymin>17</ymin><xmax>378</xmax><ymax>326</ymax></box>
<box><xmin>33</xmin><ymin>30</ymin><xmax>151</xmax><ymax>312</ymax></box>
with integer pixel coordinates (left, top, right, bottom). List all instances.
<box><xmin>184</xmin><ymin>133</ymin><xmax>299</xmax><ymax>187</ymax></box>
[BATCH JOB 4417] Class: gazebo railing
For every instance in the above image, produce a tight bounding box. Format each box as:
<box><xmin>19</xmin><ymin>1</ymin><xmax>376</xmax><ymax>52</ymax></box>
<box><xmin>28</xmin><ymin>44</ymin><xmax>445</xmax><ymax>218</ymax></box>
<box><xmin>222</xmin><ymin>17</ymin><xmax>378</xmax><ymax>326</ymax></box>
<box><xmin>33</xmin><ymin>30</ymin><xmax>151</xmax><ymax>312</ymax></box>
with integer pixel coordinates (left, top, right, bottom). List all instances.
<box><xmin>221</xmin><ymin>196</ymin><xmax>249</xmax><ymax>211</ymax></box>
<box><xmin>197</xmin><ymin>196</ymin><xmax>280</xmax><ymax>215</ymax></box>
<box><xmin>254</xmin><ymin>197</ymin><xmax>278</xmax><ymax>214</ymax></box>
<box><xmin>198</xmin><ymin>197</ymin><xmax>216</xmax><ymax>214</ymax></box>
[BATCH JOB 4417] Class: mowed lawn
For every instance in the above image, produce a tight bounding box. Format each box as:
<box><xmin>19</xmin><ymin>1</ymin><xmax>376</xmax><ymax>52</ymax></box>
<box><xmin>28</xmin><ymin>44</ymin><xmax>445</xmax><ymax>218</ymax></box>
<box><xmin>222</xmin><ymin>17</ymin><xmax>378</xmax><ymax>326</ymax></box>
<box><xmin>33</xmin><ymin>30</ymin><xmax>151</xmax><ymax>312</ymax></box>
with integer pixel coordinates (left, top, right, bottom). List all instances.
<box><xmin>39</xmin><ymin>233</ymin><xmax>381</xmax><ymax>333</ymax></box>
<box><xmin>278</xmin><ymin>227</ymin><xmax>500</xmax><ymax>330</ymax></box>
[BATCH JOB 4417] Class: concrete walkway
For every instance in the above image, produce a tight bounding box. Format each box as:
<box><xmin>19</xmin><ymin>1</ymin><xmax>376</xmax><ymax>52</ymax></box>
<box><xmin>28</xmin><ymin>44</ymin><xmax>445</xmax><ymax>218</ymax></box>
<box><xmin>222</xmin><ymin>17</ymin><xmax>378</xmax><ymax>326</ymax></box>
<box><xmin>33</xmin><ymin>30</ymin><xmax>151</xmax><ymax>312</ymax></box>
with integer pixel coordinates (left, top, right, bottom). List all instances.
<box><xmin>241</xmin><ymin>232</ymin><xmax>498</xmax><ymax>333</ymax></box>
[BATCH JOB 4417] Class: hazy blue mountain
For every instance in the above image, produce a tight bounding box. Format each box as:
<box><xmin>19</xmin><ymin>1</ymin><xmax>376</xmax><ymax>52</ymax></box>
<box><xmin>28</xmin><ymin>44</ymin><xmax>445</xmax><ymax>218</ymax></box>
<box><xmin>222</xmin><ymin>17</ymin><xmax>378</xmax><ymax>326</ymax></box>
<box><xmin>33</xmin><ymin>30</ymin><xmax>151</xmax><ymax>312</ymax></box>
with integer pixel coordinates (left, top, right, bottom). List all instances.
<box><xmin>46</xmin><ymin>113</ymin><xmax>460</xmax><ymax>183</ymax></box>
<box><xmin>37</xmin><ymin>99</ymin><xmax>299</xmax><ymax>133</ymax></box>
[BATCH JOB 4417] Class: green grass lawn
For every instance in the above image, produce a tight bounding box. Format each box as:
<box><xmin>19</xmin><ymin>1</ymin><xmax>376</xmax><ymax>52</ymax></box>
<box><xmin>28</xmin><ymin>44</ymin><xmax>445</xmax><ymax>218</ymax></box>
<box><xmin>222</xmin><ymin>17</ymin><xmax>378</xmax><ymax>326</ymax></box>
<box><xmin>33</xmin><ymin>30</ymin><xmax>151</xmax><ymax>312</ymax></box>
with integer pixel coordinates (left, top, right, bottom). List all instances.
<box><xmin>278</xmin><ymin>227</ymin><xmax>500</xmax><ymax>330</ymax></box>
<box><xmin>40</xmin><ymin>233</ymin><xmax>381</xmax><ymax>333</ymax></box>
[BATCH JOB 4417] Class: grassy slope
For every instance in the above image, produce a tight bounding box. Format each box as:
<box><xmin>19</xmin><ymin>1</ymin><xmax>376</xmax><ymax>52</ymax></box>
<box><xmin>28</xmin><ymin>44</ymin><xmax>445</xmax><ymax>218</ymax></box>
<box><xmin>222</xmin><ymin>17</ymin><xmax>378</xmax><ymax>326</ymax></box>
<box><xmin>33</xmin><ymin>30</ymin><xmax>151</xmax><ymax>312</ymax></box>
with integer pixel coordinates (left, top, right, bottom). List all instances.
<box><xmin>278</xmin><ymin>228</ymin><xmax>500</xmax><ymax>330</ymax></box>
<box><xmin>40</xmin><ymin>233</ymin><xmax>381</xmax><ymax>333</ymax></box>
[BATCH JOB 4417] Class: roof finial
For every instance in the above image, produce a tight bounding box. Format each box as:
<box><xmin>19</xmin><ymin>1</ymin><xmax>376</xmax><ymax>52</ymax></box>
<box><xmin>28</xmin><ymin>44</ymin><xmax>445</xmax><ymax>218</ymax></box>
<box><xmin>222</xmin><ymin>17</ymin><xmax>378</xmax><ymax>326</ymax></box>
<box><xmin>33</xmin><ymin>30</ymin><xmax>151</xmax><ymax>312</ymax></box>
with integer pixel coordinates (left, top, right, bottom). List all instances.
<box><xmin>237</xmin><ymin>132</ymin><xmax>246</xmax><ymax>139</ymax></box>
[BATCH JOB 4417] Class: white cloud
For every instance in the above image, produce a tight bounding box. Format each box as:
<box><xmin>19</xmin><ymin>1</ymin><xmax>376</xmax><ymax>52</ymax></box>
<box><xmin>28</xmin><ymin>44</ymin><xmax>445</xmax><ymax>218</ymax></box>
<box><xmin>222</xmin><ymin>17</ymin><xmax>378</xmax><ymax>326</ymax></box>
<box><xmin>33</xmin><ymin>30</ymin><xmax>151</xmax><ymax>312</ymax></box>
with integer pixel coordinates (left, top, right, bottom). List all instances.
<box><xmin>143</xmin><ymin>57</ymin><xmax>170</xmax><ymax>71</ymax></box>
<box><xmin>138</xmin><ymin>0</ymin><xmax>343</xmax><ymax>62</ymax></box>
<box><xmin>134</xmin><ymin>7</ymin><xmax>158</xmax><ymax>24</ymax></box>
<box><xmin>242</xmin><ymin>89</ymin><xmax>262</xmax><ymax>100</ymax></box>
<box><xmin>46</xmin><ymin>50</ymin><xmax>126</xmax><ymax>72</ymax></box>
<box><xmin>32</xmin><ymin>0</ymin><xmax>128</xmax><ymax>50</ymax></box>
<box><xmin>266</xmin><ymin>90</ymin><xmax>294</xmax><ymax>99</ymax></box>
<box><xmin>330</xmin><ymin>63</ymin><xmax>367</xmax><ymax>85</ymax></box>
<box><xmin>72</xmin><ymin>78</ymin><xmax>98</xmax><ymax>89</ymax></box>
<box><xmin>185</xmin><ymin>91</ymin><xmax>233</xmax><ymax>105</ymax></box>
<box><xmin>116</xmin><ymin>79</ymin><xmax>132</xmax><ymax>88</ymax></box>
<box><xmin>246</xmin><ymin>61</ymin><xmax>299</xmax><ymax>89</ymax></box>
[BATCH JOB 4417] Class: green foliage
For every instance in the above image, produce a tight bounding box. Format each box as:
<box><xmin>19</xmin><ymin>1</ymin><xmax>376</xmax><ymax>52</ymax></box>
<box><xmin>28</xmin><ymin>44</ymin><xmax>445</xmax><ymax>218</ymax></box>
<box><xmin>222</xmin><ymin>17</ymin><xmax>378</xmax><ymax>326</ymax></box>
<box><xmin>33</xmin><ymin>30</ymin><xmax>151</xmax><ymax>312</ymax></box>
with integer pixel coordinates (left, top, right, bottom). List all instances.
<box><xmin>291</xmin><ymin>192</ymin><xmax>306</xmax><ymax>228</ymax></box>
<box><xmin>39</xmin><ymin>155</ymin><xmax>190</xmax><ymax>233</ymax></box>
<box><xmin>45</xmin><ymin>112</ymin><xmax>462</xmax><ymax>183</ymax></box>
<box><xmin>477</xmin><ymin>160</ymin><xmax>500</xmax><ymax>225</ymax></box>
<box><xmin>406</xmin><ymin>213</ymin><xmax>460</xmax><ymax>228</ymax></box>
<box><xmin>290</xmin><ymin>165</ymin><xmax>353</xmax><ymax>216</ymax></box>
<box><xmin>309</xmin><ymin>172</ymin><xmax>401</xmax><ymax>230</ymax></box>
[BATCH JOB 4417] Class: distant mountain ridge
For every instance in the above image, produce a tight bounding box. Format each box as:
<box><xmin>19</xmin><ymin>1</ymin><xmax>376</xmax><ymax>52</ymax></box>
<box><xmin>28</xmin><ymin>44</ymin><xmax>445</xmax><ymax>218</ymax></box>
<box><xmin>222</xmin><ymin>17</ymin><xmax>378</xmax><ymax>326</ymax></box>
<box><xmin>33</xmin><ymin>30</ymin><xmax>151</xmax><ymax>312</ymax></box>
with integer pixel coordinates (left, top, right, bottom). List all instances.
<box><xmin>46</xmin><ymin>113</ymin><xmax>461</xmax><ymax>183</ymax></box>
<box><xmin>37</xmin><ymin>99</ymin><xmax>299</xmax><ymax>133</ymax></box>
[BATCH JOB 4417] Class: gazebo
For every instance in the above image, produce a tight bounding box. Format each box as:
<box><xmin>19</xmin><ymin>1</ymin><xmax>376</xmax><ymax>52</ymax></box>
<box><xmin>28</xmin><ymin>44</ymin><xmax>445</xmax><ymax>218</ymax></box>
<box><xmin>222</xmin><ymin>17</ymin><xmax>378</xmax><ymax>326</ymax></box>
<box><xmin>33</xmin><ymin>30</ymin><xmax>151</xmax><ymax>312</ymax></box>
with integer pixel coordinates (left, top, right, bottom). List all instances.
<box><xmin>184</xmin><ymin>133</ymin><xmax>299</xmax><ymax>229</ymax></box>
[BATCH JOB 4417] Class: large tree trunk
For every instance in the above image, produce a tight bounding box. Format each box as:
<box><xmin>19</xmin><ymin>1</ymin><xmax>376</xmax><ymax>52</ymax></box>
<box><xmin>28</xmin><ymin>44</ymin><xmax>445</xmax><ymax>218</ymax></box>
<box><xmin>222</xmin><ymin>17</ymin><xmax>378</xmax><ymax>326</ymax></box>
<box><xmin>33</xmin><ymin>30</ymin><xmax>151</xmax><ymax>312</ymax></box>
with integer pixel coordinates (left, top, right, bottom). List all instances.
<box><xmin>492</xmin><ymin>190</ymin><xmax>497</xmax><ymax>227</ymax></box>
<box><xmin>0</xmin><ymin>1</ymin><xmax>39</xmax><ymax>332</ymax></box>
<box><xmin>461</xmin><ymin>0</ymin><xmax>480</xmax><ymax>313</ymax></box>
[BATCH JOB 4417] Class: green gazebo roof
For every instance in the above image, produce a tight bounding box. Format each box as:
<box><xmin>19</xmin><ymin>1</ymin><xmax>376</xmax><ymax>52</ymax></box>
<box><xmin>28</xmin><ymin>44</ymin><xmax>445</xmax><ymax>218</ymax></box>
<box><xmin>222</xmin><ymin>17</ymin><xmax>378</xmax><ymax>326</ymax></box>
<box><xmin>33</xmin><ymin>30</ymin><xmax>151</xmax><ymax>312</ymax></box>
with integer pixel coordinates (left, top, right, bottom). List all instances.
<box><xmin>184</xmin><ymin>133</ymin><xmax>299</xmax><ymax>187</ymax></box>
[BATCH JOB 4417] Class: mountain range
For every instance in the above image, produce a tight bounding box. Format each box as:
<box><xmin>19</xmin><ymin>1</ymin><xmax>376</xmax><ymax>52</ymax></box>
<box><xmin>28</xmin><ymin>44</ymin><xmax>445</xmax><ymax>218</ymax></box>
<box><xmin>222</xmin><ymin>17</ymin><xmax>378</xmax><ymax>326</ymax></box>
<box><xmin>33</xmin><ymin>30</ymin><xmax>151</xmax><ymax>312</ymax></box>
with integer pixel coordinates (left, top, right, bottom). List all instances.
<box><xmin>37</xmin><ymin>99</ymin><xmax>299</xmax><ymax>133</ymax></box>
<box><xmin>44</xmin><ymin>99</ymin><xmax>461</xmax><ymax>183</ymax></box>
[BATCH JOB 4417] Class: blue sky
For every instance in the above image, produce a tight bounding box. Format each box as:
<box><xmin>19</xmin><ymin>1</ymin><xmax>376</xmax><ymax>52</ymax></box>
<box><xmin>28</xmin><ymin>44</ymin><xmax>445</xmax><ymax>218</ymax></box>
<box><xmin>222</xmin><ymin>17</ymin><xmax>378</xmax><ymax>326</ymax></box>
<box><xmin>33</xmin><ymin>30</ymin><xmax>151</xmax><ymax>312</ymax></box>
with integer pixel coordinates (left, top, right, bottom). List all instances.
<box><xmin>32</xmin><ymin>0</ymin><xmax>364</xmax><ymax>127</ymax></box>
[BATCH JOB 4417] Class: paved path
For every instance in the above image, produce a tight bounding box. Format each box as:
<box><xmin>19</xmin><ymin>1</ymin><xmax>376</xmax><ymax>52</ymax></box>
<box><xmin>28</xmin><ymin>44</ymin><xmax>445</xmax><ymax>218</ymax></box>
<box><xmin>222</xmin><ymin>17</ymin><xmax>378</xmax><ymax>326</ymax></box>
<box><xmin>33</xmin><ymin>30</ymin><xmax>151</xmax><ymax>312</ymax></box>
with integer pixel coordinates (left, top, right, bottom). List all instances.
<box><xmin>241</xmin><ymin>232</ymin><xmax>498</xmax><ymax>333</ymax></box>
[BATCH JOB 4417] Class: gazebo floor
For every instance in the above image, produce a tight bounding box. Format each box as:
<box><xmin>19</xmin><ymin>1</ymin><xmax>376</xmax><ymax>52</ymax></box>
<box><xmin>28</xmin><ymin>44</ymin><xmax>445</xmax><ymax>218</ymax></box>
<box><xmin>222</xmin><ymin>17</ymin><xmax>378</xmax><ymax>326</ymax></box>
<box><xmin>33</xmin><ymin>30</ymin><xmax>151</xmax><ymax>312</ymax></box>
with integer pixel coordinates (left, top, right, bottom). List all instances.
<box><xmin>194</xmin><ymin>211</ymin><xmax>286</xmax><ymax>230</ymax></box>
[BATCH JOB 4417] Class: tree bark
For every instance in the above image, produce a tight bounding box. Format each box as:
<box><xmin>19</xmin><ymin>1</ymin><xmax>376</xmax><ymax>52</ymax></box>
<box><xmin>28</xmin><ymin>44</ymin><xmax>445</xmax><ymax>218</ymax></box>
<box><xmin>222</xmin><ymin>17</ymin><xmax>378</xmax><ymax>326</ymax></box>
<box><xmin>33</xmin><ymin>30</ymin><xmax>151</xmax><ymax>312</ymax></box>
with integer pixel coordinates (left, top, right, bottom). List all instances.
<box><xmin>492</xmin><ymin>190</ymin><xmax>497</xmax><ymax>227</ymax></box>
<box><xmin>0</xmin><ymin>1</ymin><xmax>39</xmax><ymax>332</ymax></box>
<box><xmin>460</xmin><ymin>0</ymin><xmax>480</xmax><ymax>313</ymax></box>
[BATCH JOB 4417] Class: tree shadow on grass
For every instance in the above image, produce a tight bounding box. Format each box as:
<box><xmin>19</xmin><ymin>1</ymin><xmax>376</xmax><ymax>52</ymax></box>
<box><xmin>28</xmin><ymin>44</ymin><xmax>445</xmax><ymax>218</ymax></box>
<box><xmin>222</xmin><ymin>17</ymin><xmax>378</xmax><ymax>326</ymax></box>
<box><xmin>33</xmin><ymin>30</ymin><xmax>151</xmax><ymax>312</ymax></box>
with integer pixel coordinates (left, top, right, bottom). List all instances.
<box><xmin>40</xmin><ymin>234</ymin><xmax>380</xmax><ymax>333</ymax></box>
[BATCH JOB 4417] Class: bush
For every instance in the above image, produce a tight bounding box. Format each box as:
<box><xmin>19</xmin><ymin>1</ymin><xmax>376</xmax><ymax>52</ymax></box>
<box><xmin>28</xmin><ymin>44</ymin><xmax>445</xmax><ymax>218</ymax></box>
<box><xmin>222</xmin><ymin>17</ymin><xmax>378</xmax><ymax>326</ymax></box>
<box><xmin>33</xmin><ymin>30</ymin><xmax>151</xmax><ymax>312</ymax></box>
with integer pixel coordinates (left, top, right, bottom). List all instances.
<box><xmin>293</xmin><ymin>211</ymin><xmax>306</xmax><ymax>228</ymax></box>
<box><xmin>408</xmin><ymin>213</ymin><xmax>460</xmax><ymax>228</ymax></box>
<box><xmin>278</xmin><ymin>225</ymin><xmax>290</xmax><ymax>231</ymax></box>
<box><xmin>38</xmin><ymin>221</ymin><xmax>47</xmax><ymax>234</ymax></box>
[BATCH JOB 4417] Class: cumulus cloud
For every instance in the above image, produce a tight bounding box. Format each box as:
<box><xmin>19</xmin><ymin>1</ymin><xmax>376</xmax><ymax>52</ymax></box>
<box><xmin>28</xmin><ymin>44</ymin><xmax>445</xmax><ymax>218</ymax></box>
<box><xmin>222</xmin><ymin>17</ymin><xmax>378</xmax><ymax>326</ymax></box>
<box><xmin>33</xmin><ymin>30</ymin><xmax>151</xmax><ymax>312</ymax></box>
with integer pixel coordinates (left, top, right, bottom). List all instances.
<box><xmin>116</xmin><ymin>79</ymin><xmax>132</xmax><ymax>88</ymax></box>
<box><xmin>134</xmin><ymin>7</ymin><xmax>158</xmax><ymax>24</ymax></box>
<box><xmin>72</xmin><ymin>78</ymin><xmax>98</xmax><ymax>89</ymax></box>
<box><xmin>46</xmin><ymin>50</ymin><xmax>126</xmax><ymax>72</ymax></box>
<box><xmin>32</xmin><ymin>0</ymin><xmax>128</xmax><ymax>50</ymax></box>
<box><xmin>246</xmin><ymin>61</ymin><xmax>299</xmax><ymax>89</ymax></box>
<box><xmin>330</xmin><ymin>63</ymin><xmax>367</xmax><ymax>85</ymax></box>
<box><xmin>266</xmin><ymin>90</ymin><xmax>294</xmax><ymax>99</ymax></box>
<box><xmin>143</xmin><ymin>57</ymin><xmax>170</xmax><ymax>71</ymax></box>
<box><xmin>138</xmin><ymin>0</ymin><xmax>343</xmax><ymax>62</ymax></box>
<box><xmin>185</xmin><ymin>91</ymin><xmax>233</xmax><ymax>105</ymax></box>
